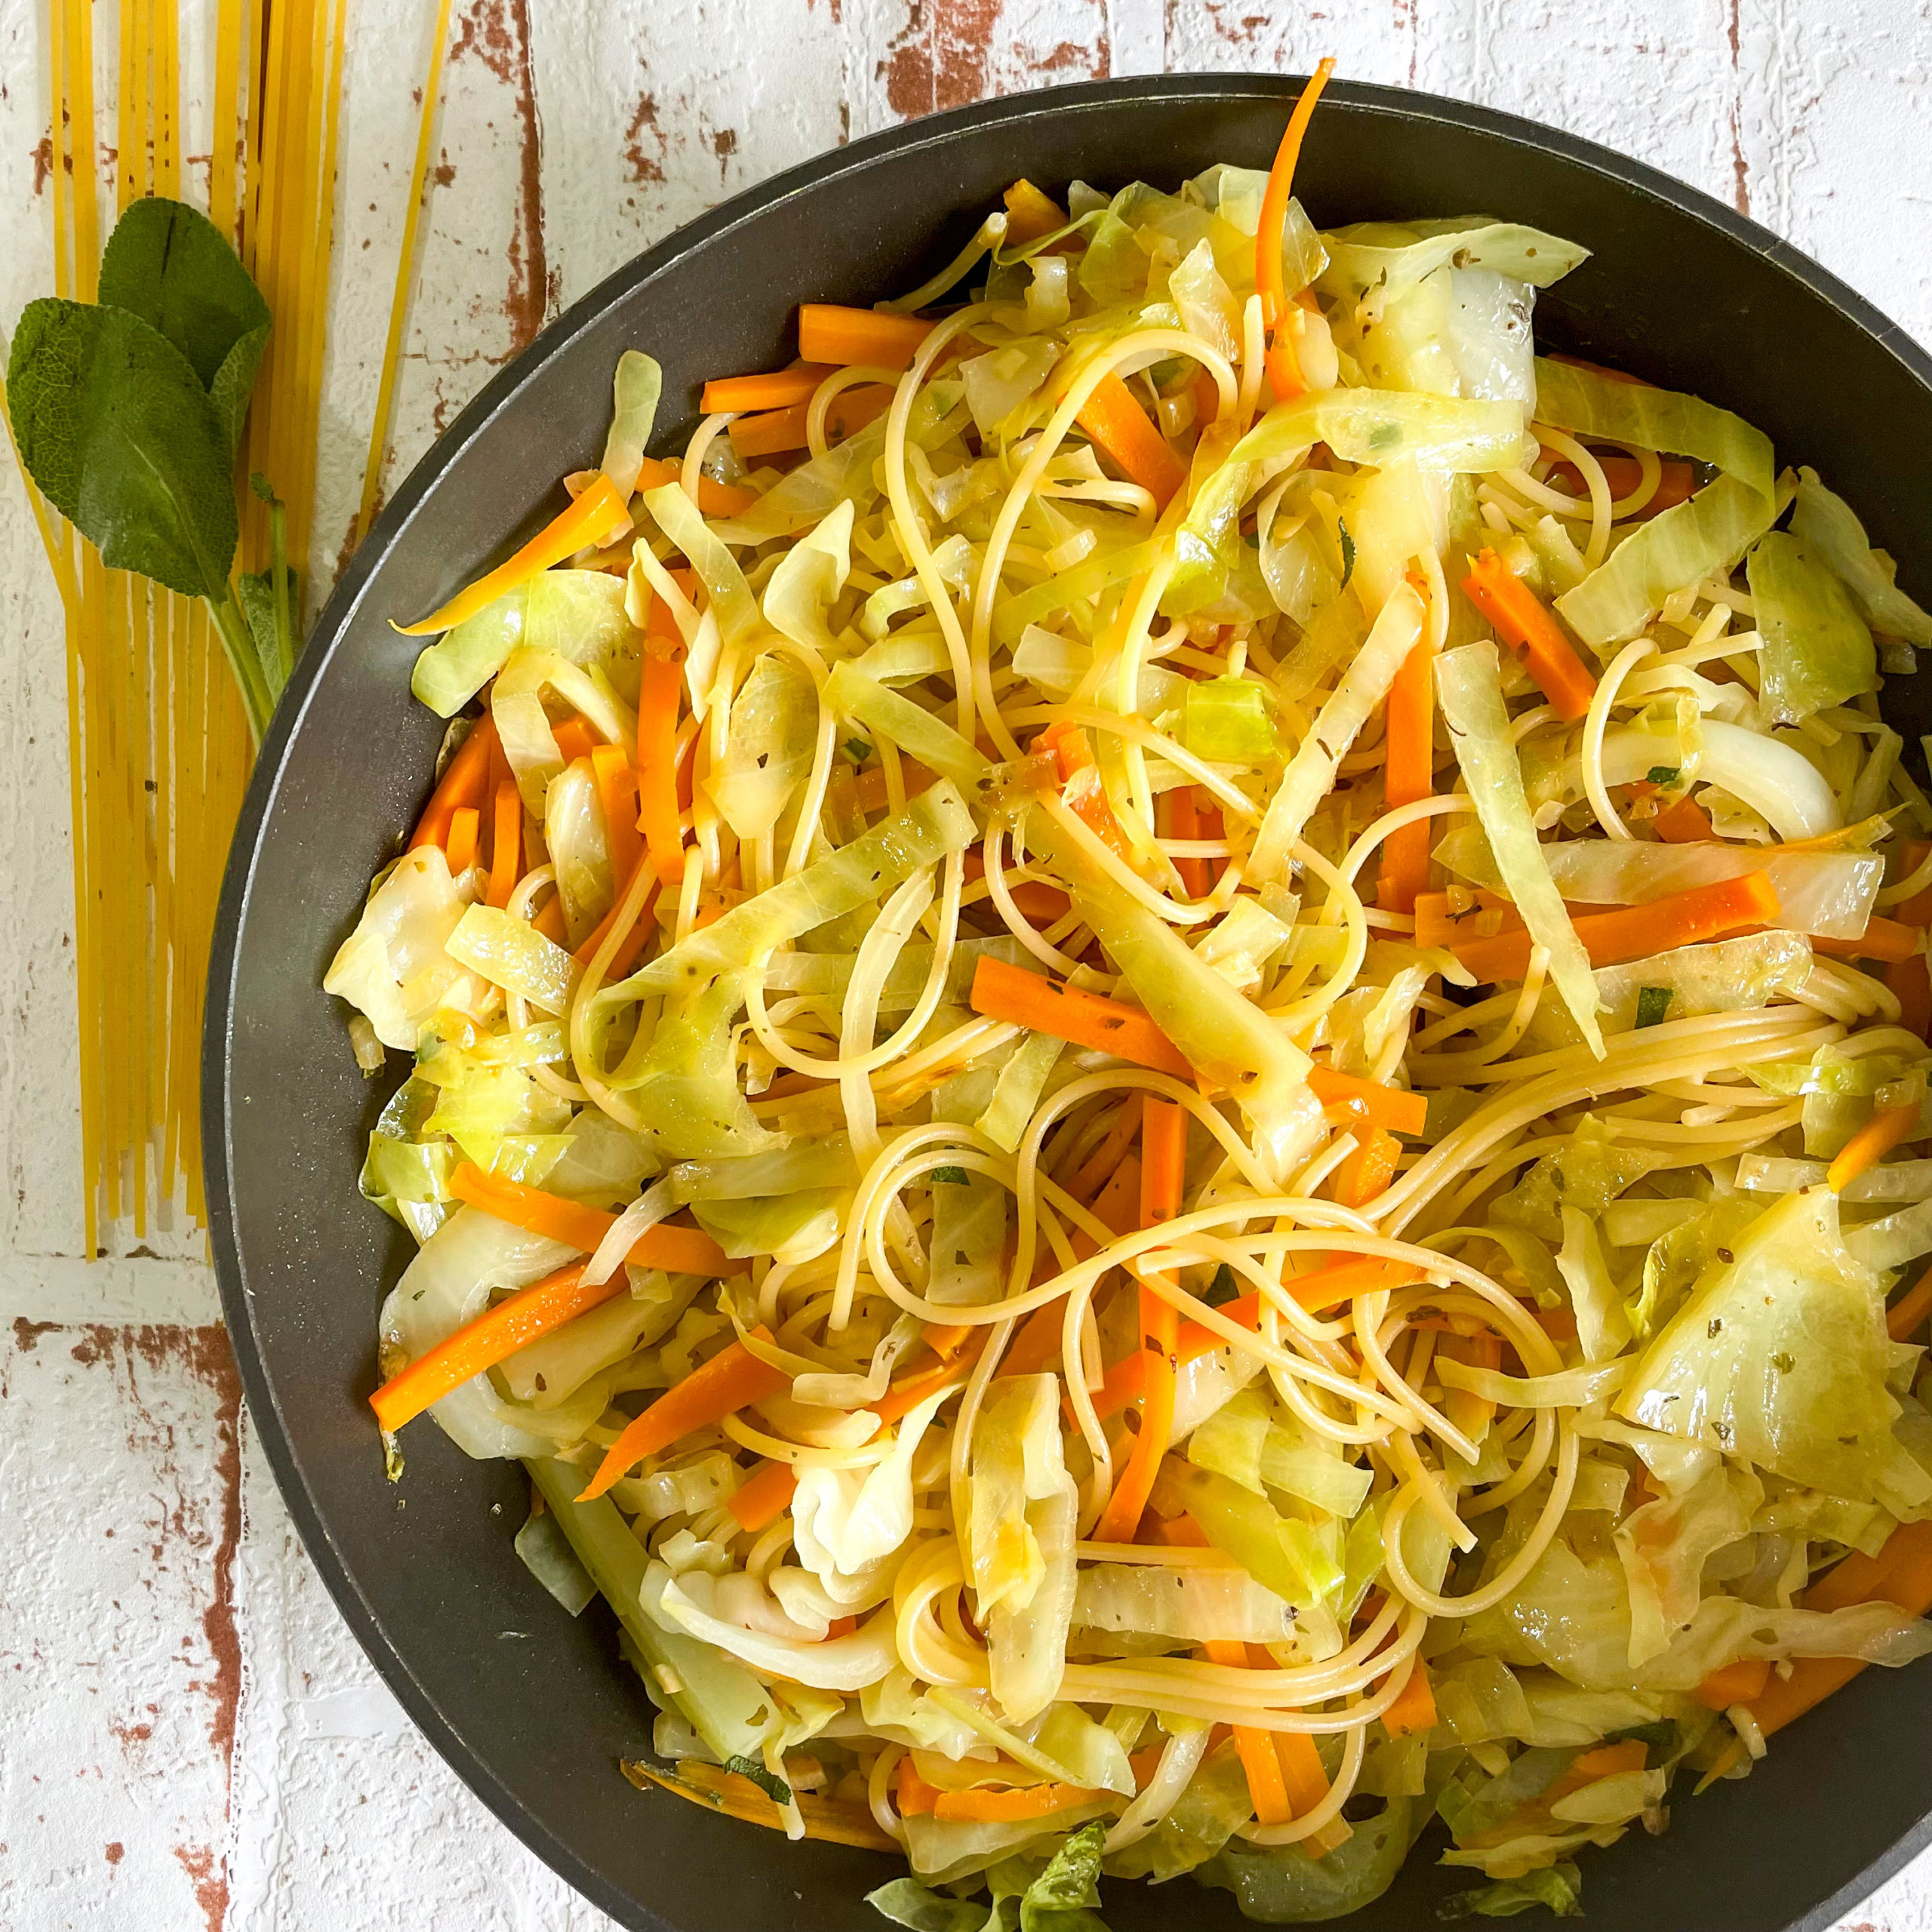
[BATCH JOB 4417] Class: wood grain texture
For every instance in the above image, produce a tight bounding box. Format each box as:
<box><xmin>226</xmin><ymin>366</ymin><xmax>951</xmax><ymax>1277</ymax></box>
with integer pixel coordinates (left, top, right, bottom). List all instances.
<box><xmin>2</xmin><ymin>2</ymin><xmax>1930</xmax><ymax>1924</ymax></box>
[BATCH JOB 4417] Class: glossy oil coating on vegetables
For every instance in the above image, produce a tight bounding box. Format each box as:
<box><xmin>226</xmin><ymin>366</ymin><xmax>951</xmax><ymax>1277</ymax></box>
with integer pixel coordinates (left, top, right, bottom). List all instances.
<box><xmin>327</xmin><ymin>72</ymin><xmax>1932</xmax><ymax>1930</ymax></box>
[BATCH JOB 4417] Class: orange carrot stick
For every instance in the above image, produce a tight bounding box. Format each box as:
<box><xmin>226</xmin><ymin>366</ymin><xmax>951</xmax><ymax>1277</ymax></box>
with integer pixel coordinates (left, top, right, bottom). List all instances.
<box><xmin>1159</xmin><ymin>783</ymin><xmax>1210</xmax><ymax>899</ymax></box>
<box><xmin>636</xmin><ymin>645</ymin><xmax>688</xmax><ymax>888</ymax></box>
<box><xmin>409</xmin><ymin>714</ymin><xmax>499</xmax><ymax>851</ymax></box>
<box><xmin>1002</xmin><ymin>177</ymin><xmax>1066</xmax><ymax>245</ymax></box>
<box><xmin>1075</xmin><ymin>371</ymin><xmax>1186</xmax><ymax>508</ymax></box>
<box><xmin>1380</xmin><ymin>1657</ymin><xmax>1437</xmax><ymax>1737</ymax></box>
<box><xmin>1653</xmin><ymin>792</ymin><xmax>1716</xmax><ymax>843</ymax></box>
<box><xmin>1254</xmin><ymin>59</ymin><xmax>1336</xmax><ymax>401</ymax></box>
<box><xmin>1328</xmin><ymin>1127</ymin><xmax>1401</xmax><ymax>1209</ymax></box>
<box><xmin>728</xmin><ymin>385</ymin><xmax>894</xmax><ymax>460</ymax></box>
<box><xmin>1378</xmin><ymin>632</ymin><xmax>1437</xmax><ymax>914</ymax></box>
<box><xmin>700</xmin><ymin>363</ymin><xmax>835</xmax><ymax>415</ymax></box>
<box><xmin>632</xmin><ymin>456</ymin><xmax>758</xmax><ymax>518</ymax></box>
<box><xmin>1716</xmin><ymin>1521</ymin><xmax>1932</xmax><ymax>1756</ymax></box>
<box><xmin>1460</xmin><ymin>548</ymin><xmax>1598</xmax><ymax>721</ymax></box>
<box><xmin>485</xmin><ymin>779</ymin><xmax>522</xmax><ymax>909</ymax></box>
<box><xmin>797</xmin><ymin>303</ymin><xmax>935</xmax><ymax>373</ymax></box>
<box><xmin>727</xmin><ymin>1457</ymin><xmax>799</xmax><ymax>1533</ymax></box>
<box><xmin>970</xmin><ymin>955</ymin><xmax>1193</xmax><ymax>1079</ymax></box>
<box><xmin>1813</xmin><ymin>915</ymin><xmax>1923</xmax><ymax>964</ymax></box>
<box><xmin>1273</xmin><ymin>1724</ymin><xmax>1349</xmax><ymax>1854</ymax></box>
<box><xmin>1094</xmin><ymin>1102</ymin><xmax>1186</xmax><ymax>1543</ymax></box>
<box><xmin>1828</xmin><ymin>1100</ymin><xmax>1921</xmax><ymax>1193</ymax></box>
<box><xmin>443</xmin><ymin>804</ymin><xmax>480</xmax><ymax>876</ymax></box>
<box><xmin>1546</xmin><ymin>454</ymin><xmax>1696</xmax><ymax>515</ymax></box>
<box><xmin>1887</xmin><ymin>1263</ymin><xmax>1932</xmax><ymax>1343</ymax></box>
<box><xmin>1453</xmin><ymin>870</ymin><xmax>1781</xmax><ymax>983</ymax></box>
<box><xmin>1038</xmin><ymin>723</ymin><xmax>1142</xmax><ymax>872</ymax></box>
<box><xmin>397</xmin><ymin>475</ymin><xmax>629</xmax><ymax>635</ymax></box>
<box><xmin>369</xmin><ymin>1260</ymin><xmax>611</xmax><ymax>1433</ymax></box>
<box><xmin>1305</xmin><ymin>1067</ymin><xmax>1428</xmax><ymax>1138</ymax></box>
<box><xmin>446</xmin><ymin>1161</ymin><xmax>742</xmax><ymax>1278</ymax></box>
<box><xmin>931</xmin><ymin>1782</ymin><xmax>1106</xmax><ymax>1823</ymax></box>
<box><xmin>870</xmin><ymin>1328</ymin><xmax>987</xmax><ymax>1427</ymax></box>
<box><xmin>897</xmin><ymin>1757</ymin><xmax>942</xmax><ymax>1818</ymax></box>
<box><xmin>590</xmin><ymin>743</ymin><xmax>644</xmax><ymax>887</ymax></box>
<box><xmin>580</xmin><ymin>1331</ymin><xmax>789</xmax><ymax>1500</ymax></box>
<box><xmin>1003</xmin><ymin>1155</ymin><xmax>1143</xmax><ymax>1381</ymax></box>
<box><xmin>1203</xmin><ymin>1639</ymin><xmax>1295</xmax><ymax>1825</ymax></box>
<box><xmin>1694</xmin><ymin>1657</ymin><xmax>1772</xmax><ymax>1711</ymax></box>
<box><xmin>573</xmin><ymin>858</ymin><xmax>659</xmax><ymax>980</ymax></box>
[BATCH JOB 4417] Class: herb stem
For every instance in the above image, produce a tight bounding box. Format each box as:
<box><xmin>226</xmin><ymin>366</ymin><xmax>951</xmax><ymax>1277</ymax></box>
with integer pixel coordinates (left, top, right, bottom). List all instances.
<box><xmin>206</xmin><ymin>584</ymin><xmax>275</xmax><ymax>745</ymax></box>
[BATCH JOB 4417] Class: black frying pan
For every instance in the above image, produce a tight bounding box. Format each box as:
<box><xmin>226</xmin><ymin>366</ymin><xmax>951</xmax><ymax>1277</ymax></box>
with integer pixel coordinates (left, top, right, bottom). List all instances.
<box><xmin>204</xmin><ymin>74</ymin><xmax>1932</xmax><ymax>1932</ymax></box>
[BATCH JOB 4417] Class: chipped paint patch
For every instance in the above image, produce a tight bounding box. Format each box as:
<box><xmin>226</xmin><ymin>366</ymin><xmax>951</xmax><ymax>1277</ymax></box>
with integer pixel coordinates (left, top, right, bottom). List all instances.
<box><xmin>0</xmin><ymin>1321</ymin><xmax>244</xmax><ymax>1929</ymax></box>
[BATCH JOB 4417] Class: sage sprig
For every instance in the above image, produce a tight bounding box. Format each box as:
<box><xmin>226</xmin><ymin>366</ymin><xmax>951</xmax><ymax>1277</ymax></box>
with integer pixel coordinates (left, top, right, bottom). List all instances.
<box><xmin>8</xmin><ymin>196</ymin><xmax>295</xmax><ymax>742</ymax></box>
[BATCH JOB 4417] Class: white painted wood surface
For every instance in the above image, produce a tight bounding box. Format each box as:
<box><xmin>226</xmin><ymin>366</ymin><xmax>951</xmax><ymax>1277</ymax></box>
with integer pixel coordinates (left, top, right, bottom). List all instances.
<box><xmin>2</xmin><ymin>3</ymin><xmax>1930</xmax><ymax>1926</ymax></box>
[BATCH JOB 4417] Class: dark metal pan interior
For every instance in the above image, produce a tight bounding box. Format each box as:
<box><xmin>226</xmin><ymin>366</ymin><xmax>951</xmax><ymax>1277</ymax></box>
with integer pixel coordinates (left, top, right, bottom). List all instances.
<box><xmin>205</xmin><ymin>74</ymin><xmax>1932</xmax><ymax>1932</ymax></box>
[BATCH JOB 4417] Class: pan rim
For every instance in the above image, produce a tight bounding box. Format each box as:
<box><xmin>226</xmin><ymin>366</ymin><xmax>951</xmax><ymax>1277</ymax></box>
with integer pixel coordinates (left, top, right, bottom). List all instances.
<box><xmin>202</xmin><ymin>69</ymin><xmax>1932</xmax><ymax>1932</ymax></box>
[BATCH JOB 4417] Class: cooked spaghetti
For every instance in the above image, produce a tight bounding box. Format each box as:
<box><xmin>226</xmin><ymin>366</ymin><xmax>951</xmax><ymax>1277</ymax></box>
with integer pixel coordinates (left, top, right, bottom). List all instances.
<box><xmin>331</xmin><ymin>71</ymin><xmax>1932</xmax><ymax>1924</ymax></box>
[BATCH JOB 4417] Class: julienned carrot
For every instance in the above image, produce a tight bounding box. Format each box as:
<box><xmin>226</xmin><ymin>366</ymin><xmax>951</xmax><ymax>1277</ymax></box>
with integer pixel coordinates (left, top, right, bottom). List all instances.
<box><xmin>852</xmin><ymin>755</ymin><xmax>938</xmax><ymax>815</ymax></box>
<box><xmin>932</xmin><ymin>1781</ymin><xmax>1107</xmax><ymax>1823</ymax></box>
<box><xmin>1003</xmin><ymin>177</ymin><xmax>1066</xmax><ymax>245</ymax></box>
<box><xmin>369</xmin><ymin>1260</ymin><xmax>610</xmax><ymax>1433</ymax></box>
<box><xmin>1003</xmin><ymin>1156</ymin><xmax>1143</xmax><ymax>1382</ymax></box>
<box><xmin>1329</xmin><ymin>1128</ymin><xmax>1401</xmax><ymax>1209</ymax></box>
<box><xmin>1094</xmin><ymin>1101</ymin><xmax>1186</xmax><ymax>1543</ymax></box>
<box><xmin>1653</xmin><ymin>792</ymin><xmax>1716</xmax><ymax>842</ymax></box>
<box><xmin>1039</xmin><ymin>723</ymin><xmax>1141</xmax><ymax>871</ymax></box>
<box><xmin>1813</xmin><ymin>914</ymin><xmax>1924</xmax><ymax>964</ymax></box>
<box><xmin>532</xmin><ymin>894</ymin><xmax>568</xmax><ymax>945</ymax></box>
<box><xmin>1075</xmin><ymin>371</ymin><xmax>1186</xmax><ymax>508</ymax></box>
<box><xmin>1067</xmin><ymin>1096</ymin><xmax>1146</xmax><ymax>1206</ymax></box>
<box><xmin>1828</xmin><ymin>1100</ymin><xmax>1921</xmax><ymax>1192</ymax></box>
<box><xmin>444</xmin><ymin>804</ymin><xmax>480</xmax><ymax>876</ymax></box>
<box><xmin>871</xmin><ymin>1328</ymin><xmax>988</xmax><ymax>1426</ymax></box>
<box><xmin>1273</xmin><ymin>1724</ymin><xmax>1349</xmax><ymax>1855</ymax></box>
<box><xmin>1159</xmin><ymin>783</ymin><xmax>1210</xmax><ymax>899</ymax></box>
<box><xmin>728</xmin><ymin>385</ymin><xmax>894</xmax><ymax>460</ymax></box>
<box><xmin>554</xmin><ymin>718</ymin><xmax>599</xmax><ymax>770</ymax></box>
<box><xmin>727</xmin><ymin>1457</ymin><xmax>799</xmax><ymax>1533</ymax></box>
<box><xmin>409</xmin><ymin>714</ymin><xmax>499</xmax><ymax>851</ymax></box>
<box><xmin>1460</xmin><ymin>548</ymin><xmax>1598</xmax><ymax>721</ymax></box>
<box><xmin>1088</xmin><ymin>1257</ymin><xmax>1425</xmax><ymax>1420</ymax></box>
<box><xmin>1254</xmin><ymin>57</ymin><xmax>1337</xmax><ymax>402</ymax></box>
<box><xmin>1452</xmin><ymin>870</ymin><xmax>1782</xmax><ymax>983</ymax></box>
<box><xmin>446</xmin><ymin>1161</ymin><xmax>743</xmax><ymax>1278</ymax></box>
<box><xmin>797</xmin><ymin>303</ymin><xmax>936</xmax><ymax>373</ymax></box>
<box><xmin>1305</xmin><ymin>1066</ymin><xmax>1429</xmax><ymax>1138</ymax></box>
<box><xmin>897</xmin><ymin>1757</ymin><xmax>942</xmax><ymax>1817</ymax></box>
<box><xmin>636</xmin><ymin>647</ymin><xmax>687</xmax><ymax>888</ymax></box>
<box><xmin>574</xmin><ymin>857</ymin><xmax>659</xmax><ymax>980</ymax></box>
<box><xmin>700</xmin><ymin>362</ymin><xmax>835</xmax><ymax>415</ymax></box>
<box><xmin>485</xmin><ymin>780</ymin><xmax>522</xmax><ymax>909</ymax></box>
<box><xmin>1887</xmin><ymin>1263</ymin><xmax>1932</xmax><ymax>1343</ymax></box>
<box><xmin>1379</xmin><ymin>633</ymin><xmax>1437</xmax><ymax>914</ymax></box>
<box><xmin>1202</xmin><ymin>1640</ymin><xmax>1295</xmax><ymax>1826</ymax></box>
<box><xmin>1715</xmin><ymin>1521</ymin><xmax>1932</xmax><ymax>1759</ymax></box>
<box><xmin>1380</xmin><ymin>1657</ymin><xmax>1437</xmax><ymax>1737</ymax></box>
<box><xmin>971</xmin><ymin>955</ymin><xmax>1193</xmax><ymax>1080</ymax></box>
<box><xmin>633</xmin><ymin>456</ymin><xmax>758</xmax><ymax>518</ymax></box>
<box><xmin>1546</xmin><ymin>454</ymin><xmax>1697</xmax><ymax>515</ymax></box>
<box><xmin>580</xmin><ymin>1331</ymin><xmax>790</xmax><ymax>1500</ymax></box>
<box><xmin>1290</xmin><ymin>1254</ymin><xmax>1425</xmax><ymax>1311</ymax></box>
<box><xmin>397</xmin><ymin>473</ymin><xmax>629</xmax><ymax>635</ymax></box>
<box><xmin>590</xmin><ymin>743</ymin><xmax>643</xmax><ymax>887</ymax></box>
<box><xmin>1694</xmin><ymin>1657</ymin><xmax>1771</xmax><ymax>1711</ymax></box>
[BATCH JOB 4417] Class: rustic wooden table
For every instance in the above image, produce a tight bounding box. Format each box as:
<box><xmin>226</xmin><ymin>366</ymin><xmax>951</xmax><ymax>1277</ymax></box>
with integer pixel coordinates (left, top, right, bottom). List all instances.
<box><xmin>2</xmin><ymin>3</ymin><xmax>1929</xmax><ymax>1926</ymax></box>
